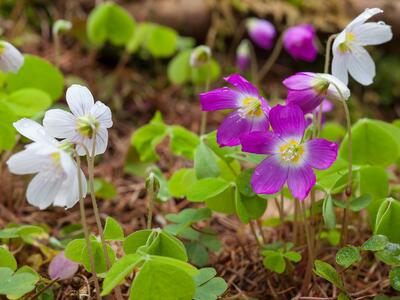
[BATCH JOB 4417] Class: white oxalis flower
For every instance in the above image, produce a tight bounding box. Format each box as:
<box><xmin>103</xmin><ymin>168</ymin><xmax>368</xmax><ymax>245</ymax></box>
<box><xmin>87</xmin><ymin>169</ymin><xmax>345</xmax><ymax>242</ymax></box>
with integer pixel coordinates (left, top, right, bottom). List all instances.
<box><xmin>44</xmin><ymin>84</ymin><xmax>113</xmax><ymax>156</ymax></box>
<box><xmin>332</xmin><ymin>8</ymin><xmax>393</xmax><ymax>86</ymax></box>
<box><xmin>0</xmin><ymin>40</ymin><xmax>24</xmax><ymax>73</ymax></box>
<box><xmin>7</xmin><ymin>119</ymin><xmax>86</xmax><ymax>210</ymax></box>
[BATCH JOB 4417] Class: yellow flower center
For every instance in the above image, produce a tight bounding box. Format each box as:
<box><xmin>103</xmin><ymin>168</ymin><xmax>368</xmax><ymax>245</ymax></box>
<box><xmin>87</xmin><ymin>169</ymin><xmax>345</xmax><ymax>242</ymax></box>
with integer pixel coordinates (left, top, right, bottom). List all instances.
<box><xmin>240</xmin><ymin>97</ymin><xmax>264</xmax><ymax>118</ymax></box>
<box><xmin>51</xmin><ymin>152</ymin><xmax>61</xmax><ymax>164</ymax></box>
<box><xmin>338</xmin><ymin>32</ymin><xmax>356</xmax><ymax>53</ymax></box>
<box><xmin>279</xmin><ymin>140</ymin><xmax>304</xmax><ymax>163</ymax></box>
<box><xmin>76</xmin><ymin>115</ymin><xmax>99</xmax><ymax>138</ymax></box>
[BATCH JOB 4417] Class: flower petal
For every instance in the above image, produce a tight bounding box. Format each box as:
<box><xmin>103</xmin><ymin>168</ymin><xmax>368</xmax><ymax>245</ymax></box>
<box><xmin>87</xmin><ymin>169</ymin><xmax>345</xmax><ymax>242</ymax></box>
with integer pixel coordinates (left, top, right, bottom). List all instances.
<box><xmin>240</xmin><ymin>131</ymin><xmax>281</xmax><ymax>155</ymax></box>
<box><xmin>319</xmin><ymin>73</ymin><xmax>351</xmax><ymax>101</ymax></box>
<box><xmin>48</xmin><ymin>251</ymin><xmax>79</xmax><ymax>280</ymax></box>
<box><xmin>224</xmin><ymin>73</ymin><xmax>259</xmax><ymax>97</ymax></box>
<box><xmin>13</xmin><ymin>118</ymin><xmax>53</xmax><ymax>144</ymax></box>
<box><xmin>286</xmin><ymin>89</ymin><xmax>324</xmax><ymax>114</ymax></box>
<box><xmin>269</xmin><ymin>104</ymin><xmax>306</xmax><ymax>142</ymax></box>
<box><xmin>26</xmin><ymin>172</ymin><xmax>64</xmax><ymax>209</ymax></box>
<box><xmin>347</xmin><ymin>8</ymin><xmax>383</xmax><ymax>30</ymax></box>
<box><xmin>199</xmin><ymin>87</ymin><xmax>241</xmax><ymax>111</ymax></box>
<box><xmin>66</xmin><ymin>85</ymin><xmax>94</xmax><ymax>117</ymax></box>
<box><xmin>75</xmin><ymin>127</ymin><xmax>108</xmax><ymax>156</ymax></box>
<box><xmin>331</xmin><ymin>51</ymin><xmax>349</xmax><ymax>86</ymax></box>
<box><xmin>283</xmin><ymin>72</ymin><xmax>315</xmax><ymax>90</ymax></box>
<box><xmin>347</xmin><ymin>45</ymin><xmax>375</xmax><ymax>86</ymax></box>
<box><xmin>0</xmin><ymin>41</ymin><xmax>24</xmax><ymax>73</ymax></box>
<box><xmin>43</xmin><ymin>109</ymin><xmax>77</xmax><ymax>139</ymax></box>
<box><xmin>251</xmin><ymin>155</ymin><xmax>288</xmax><ymax>194</ymax></box>
<box><xmin>353</xmin><ymin>22</ymin><xmax>392</xmax><ymax>46</ymax></box>
<box><xmin>7</xmin><ymin>149</ymin><xmax>48</xmax><ymax>175</ymax></box>
<box><xmin>287</xmin><ymin>165</ymin><xmax>316</xmax><ymax>200</ymax></box>
<box><xmin>91</xmin><ymin>101</ymin><xmax>113</xmax><ymax>128</ymax></box>
<box><xmin>216</xmin><ymin>111</ymin><xmax>252</xmax><ymax>147</ymax></box>
<box><xmin>304</xmin><ymin>139</ymin><xmax>338</xmax><ymax>170</ymax></box>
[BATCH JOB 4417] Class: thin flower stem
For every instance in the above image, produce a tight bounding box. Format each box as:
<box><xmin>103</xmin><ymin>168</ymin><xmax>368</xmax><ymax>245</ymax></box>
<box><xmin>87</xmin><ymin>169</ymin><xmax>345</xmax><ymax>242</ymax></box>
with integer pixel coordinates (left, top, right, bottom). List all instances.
<box><xmin>274</xmin><ymin>196</ymin><xmax>284</xmax><ymax>240</ymax></box>
<box><xmin>247</xmin><ymin>42</ymin><xmax>259</xmax><ymax>87</ymax></box>
<box><xmin>249</xmin><ymin>221</ymin><xmax>262</xmax><ymax>247</ymax></box>
<box><xmin>75</xmin><ymin>153</ymin><xmax>101</xmax><ymax>300</ymax></box>
<box><xmin>300</xmin><ymin>200</ymin><xmax>314</xmax><ymax>294</ymax></box>
<box><xmin>87</xmin><ymin>136</ymin><xmax>123</xmax><ymax>300</ymax></box>
<box><xmin>200</xmin><ymin>62</ymin><xmax>212</xmax><ymax>136</ymax></box>
<box><xmin>146</xmin><ymin>178</ymin><xmax>155</xmax><ymax>230</ymax></box>
<box><xmin>256</xmin><ymin>219</ymin><xmax>267</xmax><ymax>244</ymax></box>
<box><xmin>54</xmin><ymin>34</ymin><xmax>61</xmax><ymax>68</ymax></box>
<box><xmin>256</xmin><ymin>32</ymin><xmax>284</xmax><ymax>82</ymax></box>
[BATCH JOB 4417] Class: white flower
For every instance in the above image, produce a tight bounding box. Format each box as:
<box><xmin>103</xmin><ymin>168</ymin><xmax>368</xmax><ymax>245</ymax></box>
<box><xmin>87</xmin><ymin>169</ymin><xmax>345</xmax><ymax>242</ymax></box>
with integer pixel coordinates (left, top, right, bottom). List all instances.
<box><xmin>190</xmin><ymin>45</ymin><xmax>211</xmax><ymax>68</ymax></box>
<box><xmin>332</xmin><ymin>8</ymin><xmax>393</xmax><ymax>86</ymax></box>
<box><xmin>6</xmin><ymin>119</ymin><xmax>86</xmax><ymax>210</ymax></box>
<box><xmin>43</xmin><ymin>84</ymin><xmax>113</xmax><ymax>156</ymax></box>
<box><xmin>0</xmin><ymin>41</ymin><xmax>24</xmax><ymax>73</ymax></box>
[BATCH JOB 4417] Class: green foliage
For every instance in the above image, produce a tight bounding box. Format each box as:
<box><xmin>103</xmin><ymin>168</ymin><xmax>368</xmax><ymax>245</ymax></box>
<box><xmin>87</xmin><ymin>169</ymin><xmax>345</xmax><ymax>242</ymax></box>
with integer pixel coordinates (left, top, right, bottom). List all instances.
<box><xmin>169</xmin><ymin>125</ymin><xmax>200</xmax><ymax>160</ymax></box>
<box><xmin>194</xmin><ymin>141</ymin><xmax>220</xmax><ymax>179</ymax></box>
<box><xmin>322</xmin><ymin>194</ymin><xmax>336</xmax><ymax>229</ymax></box>
<box><xmin>0</xmin><ymin>104</ymin><xmax>17</xmax><ymax>151</ymax></box>
<box><xmin>1</xmin><ymin>88</ymin><xmax>51</xmax><ymax>117</ymax></box>
<box><xmin>6</xmin><ymin>55</ymin><xmax>64</xmax><ymax>102</ymax></box>
<box><xmin>261</xmin><ymin>243</ymin><xmax>302</xmax><ymax>274</ymax></box>
<box><xmin>320</xmin><ymin>122</ymin><xmax>346</xmax><ymax>141</ymax></box>
<box><xmin>0</xmin><ymin>248</ymin><xmax>17</xmax><ymax>271</ymax></box>
<box><xmin>336</xmin><ymin>246</ymin><xmax>361</xmax><ymax>268</ymax></box>
<box><xmin>375</xmin><ymin>198</ymin><xmax>400</xmax><ymax>243</ymax></box>
<box><xmin>0</xmin><ymin>267</ymin><xmax>39</xmax><ymax>299</ymax></box>
<box><xmin>319</xmin><ymin>230</ymin><xmax>341</xmax><ymax>246</ymax></box>
<box><xmin>376</xmin><ymin>242</ymin><xmax>400</xmax><ymax>266</ymax></box>
<box><xmin>193</xmin><ymin>268</ymin><xmax>227</xmax><ymax>300</ymax></box>
<box><xmin>187</xmin><ymin>178</ymin><xmax>231</xmax><ymax>202</ymax></box>
<box><xmin>0</xmin><ymin>224</ymin><xmax>46</xmax><ymax>244</ymax></box>
<box><xmin>361</xmin><ymin>235</ymin><xmax>389</xmax><ymax>251</ymax></box>
<box><xmin>168</xmin><ymin>168</ymin><xmax>197</xmax><ymax>198</ymax></box>
<box><xmin>390</xmin><ymin>267</ymin><xmax>400</xmax><ymax>291</ymax></box>
<box><xmin>314</xmin><ymin>260</ymin><xmax>344</xmax><ymax>291</ymax></box>
<box><xmin>87</xmin><ymin>2</ymin><xmax>135</xmax><ymax>47</ymax></box>
<box><xmin>94</xmin><ymin>178</ymin><xmax>117</xmax><ymax>200</ymax></box>
<box><xmin>103</xmin><ymin>217</ymin><xmax>124</xmax><ymax>241</ymax></box>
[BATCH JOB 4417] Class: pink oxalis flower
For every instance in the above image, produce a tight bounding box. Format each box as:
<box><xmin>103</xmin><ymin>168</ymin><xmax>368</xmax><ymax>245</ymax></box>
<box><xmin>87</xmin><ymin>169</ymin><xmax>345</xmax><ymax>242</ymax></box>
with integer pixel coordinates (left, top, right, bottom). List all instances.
<box><xmin>199</xmin><ymin>74</ymin><xmax>270</xmax><ymax>147</ymax></box>
<box><xmin>240</xmin><ymin>104</ymin><xmax>338</xmax><ymax>200</ymax></box>
<box><xmin>283</xmin><ymin>72</ymin><xmax>350</xmax><ymax>113</ymax></box>
<box><xmin>246</xmin><ymin>18</ymin><xmax>276</xmax><ymax>50</ymax></box>
<box><xmin>283</xmin><ymin>24</ymin><xmax>318</xmax><ymax>62</ymax></box>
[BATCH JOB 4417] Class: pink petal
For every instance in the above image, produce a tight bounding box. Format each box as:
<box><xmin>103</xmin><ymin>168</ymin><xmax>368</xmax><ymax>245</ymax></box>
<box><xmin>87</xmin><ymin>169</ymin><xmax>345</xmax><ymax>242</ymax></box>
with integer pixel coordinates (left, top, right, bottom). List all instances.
<box><xmin>287</xmin><ymin>166</ymin><xmax>316</xmax><ymax>200</ymax></box>
<box><xmin>48</xmin><ymin>251</ymin><xmax>79</xmax><ymax>280</ymax></box>
<box><xmin>224</xmin><ymin>73</ymin><xmax>259</xmax><ymax>97</ymax></box>
<box><xmin>251</xmin><ymin>155</ymin><xmax>288</xmax><ymax>194</ymax></box>
<box><xmin>286</xmin><ymin>89</ymin><xmax>324</xmax><ymax>113</ymax></box>
<box><xmin>240</xmin><ymin>131</ymin><xmax>280</xmax><ymax>155</ymax></box>
<box><xmin>282</xmin><ymin>72</ymin><xmax>315</xmax><ymax>90</ymax></box>
<box><xmin>269</xmin><ymin>104</ymin><xmax>306</xmax><ymax>142</ymax></box>
<box><xmin>217</xmin><ymin>111</ymin><xmax>252</xmax><ymax>146</ymax></box>
<box><xmin>199</xmin><ymin>87</ymin><xmax>241</xmax><ymax>111</ymax></box>
<box><xmin>304</xmin><ymin>139</ymin><xmax>338</xmax><ymax>170</ymax></box>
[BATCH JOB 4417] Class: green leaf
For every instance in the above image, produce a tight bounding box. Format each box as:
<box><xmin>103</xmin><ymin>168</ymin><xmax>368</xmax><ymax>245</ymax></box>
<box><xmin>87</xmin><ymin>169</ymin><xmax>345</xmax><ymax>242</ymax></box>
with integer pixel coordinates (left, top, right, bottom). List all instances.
<box><xmin>191</xmin><ymin>60</ymin><xmax>221</xmax><ymax>85</ymax></box>
<box><xmin>187</xmin><ymin>178</ymin><xmax>231</xmax><ymax>202</ymax></box>
<box><xmin>145</xmin><ymin>25</ymin><xmax>178</xmax><ymax>58</ymax></box>
<box><xmin>361</xmin><ymin>235</ymin><xmax>389</xmax><ymax>251</ymax></box>
<box><xmin>168</xmin><ymin>168</ymin><xmax>197</xmax><ymax>198</ymax></box>
<box><xmin>149</xmin><ymin>255</ymin><xmax>198</xmax><ymax>276</ymax></box>
<box><xmin>87</xmin><ymin>2</ymin><xmax>135</xmax><ymax>47</ymax></box>
<box><xmin>194</xmin><ymin>142</ymin><xmax>220</xmax><ymax>179</ymax></box>
<box><xmin>151</xmin><ymin>167</ymin><xmax>170</xmax><ymax>202</ymax></box>
<box><xmin>376</xmin><ymin>242</ymin><xmax>400</xmax><ymax>266</ymax></box>
<box><xmin>93</xmin><ymin>178</ymin><xmax>117</xmax><ymax>200</ymax></box>
<box><xmin>236</xmin><ymin>169</ymin><xmax>255</xmax><ymax>197</ymax></box>
<box><xmin>6</xmin><ymin>55</ymin><xmax>64</xmax><ymax>102</ymax></box>
<box><xmin>167</xmin><ymin>50</ymin><xmax>191</xmax><ymax>84</ymax></box>
<box><xmin>262</xmin><ymin>251</ymin><xmax>286</xmax><ymax>274</ymax></box>
<box><xmin>203</xmin><ymin>131</ymin><xmax>239</xmax><ymax>163</ymax></box>
<box><xmin>166</xmin><ymin>208</ymin><xmax>212</xmax><ymax>225</ymax></box>
<box><xmin>235</xmin><ymin>188</ymin><xmax>267</xmax><ymax>224</ymax></box>
<box><xmin>0</xmin><ymin>248</ymin><xmax>17</xmax><ymax>271</ymax></box>
<box><xmin>129</xmin><ymin>259</ymin><xmax>195</xmax><ymax>300</ymax></box>
<box><xmin>0</xmin><ymin>121</ymin><xmax>16</xmax><ymax>152</ymax></box>
<box><xmin>0</xmin><ymin>267</ymin><xmax>39</xmax><ymax>298</ymax></box>
<box><xmin>205</xmin><ymin>184</ymin><xmax>236</xmax><ymax>214</ymax></box>
<box><xmin>170</xmin><ymin>125</ymin><xmax>199</xmax><ymax>160</ymax></box>
<box><xmin>123</xmin><ymin>229</ymin><xmax>153</xmax><ymax>254</ymax></box>
<box><xmin>101</xmin><ymin>254</ymin><xmax>143</xmax><ymax>296</ymax></box>
<box><xmin>314</xmin><ymin>260</ymin><xmax>344</xmax><ymax>290</ymax></box>
<box><xmin>104</xmin><ymin>217</ymin><xmax>124</xmax><ymax>241</ymax></box>
<box><xmin>319</xmin><ymin>230</ymin><xmax>341</xmax><ymax>246</ymax></box>
<box><xmin>186</xmin><ymin>242</ymin><xmax>209</xmax><ymax>267</ymax></box>
<box><xmin>390</xmin><ymin>267</ymin><xmax>400</xmax><ymax>291</ymax></box>
<box><xmin>336</xmin><ymin>246</ymin><xmax>361</xmax><ymax>268</ymax></box>
<box><xmin>193</xmin><ymin>268</ymin><xmax>228</xmax><ymax>300</ymax></box>
<box><xmin>284</xmin><ymin>251</ymin><xmax>302</xmax><ymax>262</ymax></box>
<box><xmin>339</xmin><ymin>119</ymin><xmax>400</xmax><ymax>166</ymax></box>
<box><xmin>2</xmin><ymin>88</ymin><xmax>51</xmax><ymax>117</ymax></box>
<box><xmin>375</xmin><ymin>198</ymin><xmax>400</xmax><ymax>243</ymax></box>
<box><xmin>320</xmin><ymin>122</ymin><xmax>346</xmax><ymax>141</ymax></box>
<box><xmin>322</xmin><ymin>194</ymin><xmax>336</xmax><ymax>229</ymax></box>
<box><xmin>349</xmin><ymin>194</ymin><xmax>372</xmax><ymax>212</ymax></box>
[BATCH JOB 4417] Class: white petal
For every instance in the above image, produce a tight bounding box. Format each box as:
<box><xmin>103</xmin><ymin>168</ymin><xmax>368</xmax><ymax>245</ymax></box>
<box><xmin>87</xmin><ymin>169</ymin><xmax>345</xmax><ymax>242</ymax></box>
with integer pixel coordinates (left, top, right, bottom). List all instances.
<box><xmin>90</xmin><ymin>101</ymin><xmax>113</xmax><ymax>128</ymax></box>
<box><xmin>66</xmin><ymin>85</ymin><xmax>94</xmax><ymax>117</ymax></box>
<box><xmin>347</xmin><ymin>45</ymin><xmax>375</xmax><ymax>86</ymax></box>
<box><xmin>353</xmin><ymin>22</ymin><xmax>393</xmax><ymax>46</ymax></box>
<box><xmin>26</xmin><ymin>172</ymin><xmax>64</xmax><ymax>209</ymax></box>
<box><xmin>347</xmin><ymin>8</ymin><xmax>383</xmax><ymax>31</ymax></box>
<box><xmin>0</xmin><ymin>41</ymin><xmax>24</xmax><ymax>73</ymax></box>
<box><xmin>13</xmin><ymin>118</ymin><xmax>54</xmax><ymax>145</ymax></box>
<box><xmin>7</xmin><ymin>149</ymin><xmax>48</xmax><ymax>174</ymax></box>
<box><xmin>331</xmin><ymin>51</ymin><xmax>349</xmax><ymax>86</ymax></box>
<box><xmin>332</xmin><ymin>30</ymin><xmax>346</xmax><ymax>53</ymax></box>
<box><xmin>76</xmin><ymin>127</ymin><xmax>108</xmax><ymax>156</ymax></box>
<box><xmin>43</xmin><ymin>109</ymin><xmax>77</xmax><ymax>139</ymax></box>
<box><xmin>319</xmin><ymin>73</ymin><xmax>350</xmax><ymax>101</ymax></box>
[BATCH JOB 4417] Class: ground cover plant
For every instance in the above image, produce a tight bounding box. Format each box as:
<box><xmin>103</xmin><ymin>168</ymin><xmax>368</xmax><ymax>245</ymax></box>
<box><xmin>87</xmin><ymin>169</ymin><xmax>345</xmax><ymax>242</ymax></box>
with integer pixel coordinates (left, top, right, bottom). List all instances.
<box><xmin>1</xmin><ymin>0</ymin><xmax>400</xmax><ymax>299</ymax></box>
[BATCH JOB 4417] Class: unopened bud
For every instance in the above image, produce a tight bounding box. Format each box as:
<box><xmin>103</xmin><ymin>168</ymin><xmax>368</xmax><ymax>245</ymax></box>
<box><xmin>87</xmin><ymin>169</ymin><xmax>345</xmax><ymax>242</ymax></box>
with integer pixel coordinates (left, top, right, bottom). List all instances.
<box><xmin>146</xmin><ymin>172</ymin><xmax>160</xmax><ymax>195</ymax></box>
<box><xmin>190</xmin><ymin>45</ymin><xmax>211</xmax><ymax>68</ymax></box>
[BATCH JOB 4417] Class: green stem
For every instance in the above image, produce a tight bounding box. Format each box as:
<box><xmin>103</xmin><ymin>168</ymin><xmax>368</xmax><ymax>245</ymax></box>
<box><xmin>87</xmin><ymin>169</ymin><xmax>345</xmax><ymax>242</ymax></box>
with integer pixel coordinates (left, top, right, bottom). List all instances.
<box><xmin>300</xmin><ymin>200</ymin><xmax>314</xmax><ymax>294</ymax></box>
<box><xmin>256</xmin><ymin>32</ymin><xmax>284</xmax><ymax>82</ymax></box>
<box><xmin>75</xmin><ymin>153</ymin><xmax>101</xmax><ymax>300</ymax></box>
<box><xmin>147</xmin><ymin>177</ymin><xmax>155</xmax><ymax>230</ymax></box>
<box><xmin>249</xmin><ymin>221</ymin><xmax>262</xmax><ymax>247</ymax></box>
<box><xmin>200</xmin><ymin>62</ymin><xmax>212</xmax><ymax>136</ymax></box>
<box><xmin>247</xmin><ymin>41</ymin><xmax>259</xmax><ymax>87</ymax></box>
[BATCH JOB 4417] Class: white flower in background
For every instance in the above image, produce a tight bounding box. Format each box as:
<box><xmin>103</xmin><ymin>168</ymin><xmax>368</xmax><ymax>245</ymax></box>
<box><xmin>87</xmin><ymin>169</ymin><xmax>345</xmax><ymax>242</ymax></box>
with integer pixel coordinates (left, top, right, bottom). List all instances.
<box><xmin>190</xmin><ymin>45</ymin><xmax>211</xmax><ymax>68</ymax></box>
<box><xmin>7</xmin><ymin>119</ymin><xmax>86</xmax><ymax>210</ymax></box>
<box><xmin>43</xmin><ymin>85</ymin><xmax>113</xmax><ymax>156</ymax></box>
<box><xmin>0</xmin><ymin>41</ymin><xmax>24</xmax><ymax>73</ymax></box>
<box><xmin>332</xmin><ymin>8</ymin><xmax>393</xmax><ymax>86</ymax></box>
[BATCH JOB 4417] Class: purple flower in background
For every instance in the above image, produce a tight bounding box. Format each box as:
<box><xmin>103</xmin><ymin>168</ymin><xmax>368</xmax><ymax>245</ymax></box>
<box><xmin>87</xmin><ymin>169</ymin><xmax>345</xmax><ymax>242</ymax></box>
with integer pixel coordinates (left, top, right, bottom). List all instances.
<box><xmin>199</xmin><ymin>74</ymin><xmax>270</xmax><ymax>147</ymax></box>
<box><xmin>246</xmin><ymin>18</ymin><xmax>276</xmax><ymax>50</ymax></box>
<box><xmin>283</xmin><ymin>24</ymin><xmax>318</xmax><ymax>62</ymax></box>
<box><xmin>236</xmin><ymin>40</ymin><xmax>251</xmax><ymax>72</ymax></box>
<box><xmin>48</xmin><ymin>251</ymin><xmax>79</xmax><ymax>280</ymax></box>
<box><xmin>283</xmin><ymin>72</ymin><xmax>350</xmax><ymax>113</ymax></box>
<box><xmin>240</xmin><ymin>104</ymin><xmax>338</xmax><ymax>200</ymax></box>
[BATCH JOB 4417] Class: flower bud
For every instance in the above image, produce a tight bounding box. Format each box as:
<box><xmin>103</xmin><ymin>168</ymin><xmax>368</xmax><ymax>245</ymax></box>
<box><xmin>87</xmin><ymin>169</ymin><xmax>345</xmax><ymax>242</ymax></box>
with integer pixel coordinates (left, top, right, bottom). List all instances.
<box><xmin>0</xmin><ymin>41</ymin><xmax>24</xmax><ymax>73</ymax></box>
<box><xmin>246</xmin><ymin>18</ymin><xmax>276</xmax><ymax>50</ymax></box>
<box><xmin>146</xmin><ymin>172</ymin><xmax>160</xmax><ymax>195</ymax></box>
<box><xmin>236</xmin><ymin>39</ymin><xmax>251</xmax><ymax>72</ymax></box>
<box><xmin>283</xmin><ymin>24</ymin><xmax>318</xmax><ymax>62</ymax></box>
<box><xmin>190</xmin><ymin>45</ymin><xmax>211</xmax><ymax>68</ymax></box>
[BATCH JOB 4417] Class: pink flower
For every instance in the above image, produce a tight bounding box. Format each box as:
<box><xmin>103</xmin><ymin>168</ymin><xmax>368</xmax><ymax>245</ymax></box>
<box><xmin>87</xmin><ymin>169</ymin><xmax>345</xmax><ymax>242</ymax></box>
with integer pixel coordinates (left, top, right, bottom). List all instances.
<box><xmin>236</xmin><ymin>40</ymin><xmax>251</xmax><ymax>72</ymax></box>
<box><xmin>283</xmin><ymin>24</ymin><xmax>318</xmax><ymax>62</ymax></box>
<box><xmin>240</xmin><ymin>104</ymin><xmax>338</xmax><ymax>200</ymax></box>
<box><xmin>246</xmin><ymin>18</ymin><xmax>276</xmax><ymax>50</ymax></box>
<box><xmin>199</xmin><ymin>74</ymin><xmax>270</xmax><ymax>147</ymax></box>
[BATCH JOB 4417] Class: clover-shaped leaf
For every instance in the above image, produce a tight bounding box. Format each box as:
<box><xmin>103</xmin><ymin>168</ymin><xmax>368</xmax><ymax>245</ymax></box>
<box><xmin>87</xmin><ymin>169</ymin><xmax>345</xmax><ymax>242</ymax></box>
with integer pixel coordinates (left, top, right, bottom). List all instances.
<box><xmin>193</xmin><ymin>268</ymin><xmax>227</xmax><ymax>300</ymax></box>
<box><xmin>336</xmin><ymin>246</ymin><xmax>361</xmax><ymax>268</ymax></box>
<box><xmin>361</xmin><ymin>235</ymin><xmax>389</xmax><ymax>251</ymax></box>
<box><xmin>0</xmin><ymin>267</ymin><xmax>39</xmax><ymax>299</ymax></box>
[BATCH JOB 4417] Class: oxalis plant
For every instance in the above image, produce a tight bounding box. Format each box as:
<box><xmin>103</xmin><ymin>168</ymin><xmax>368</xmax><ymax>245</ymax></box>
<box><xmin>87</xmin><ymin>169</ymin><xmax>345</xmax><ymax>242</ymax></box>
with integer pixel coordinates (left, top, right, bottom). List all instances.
<box><xmin>1</xmin><ymin>2</ymin><xmax>400</xmax><ymax>300</ymax></box>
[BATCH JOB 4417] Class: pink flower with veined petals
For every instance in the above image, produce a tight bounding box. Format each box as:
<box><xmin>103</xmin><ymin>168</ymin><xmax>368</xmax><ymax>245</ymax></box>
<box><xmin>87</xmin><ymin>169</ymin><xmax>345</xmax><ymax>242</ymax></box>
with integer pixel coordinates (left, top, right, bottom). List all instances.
<box><xmin>240</xmin><ymin>104</ymin><xmax>338</xmax><ymax>200</ymax></box>
<box><xmin>199</xmin><ymin>74</ymin><xmax>270</xmax><ymax>147</ymax></box>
